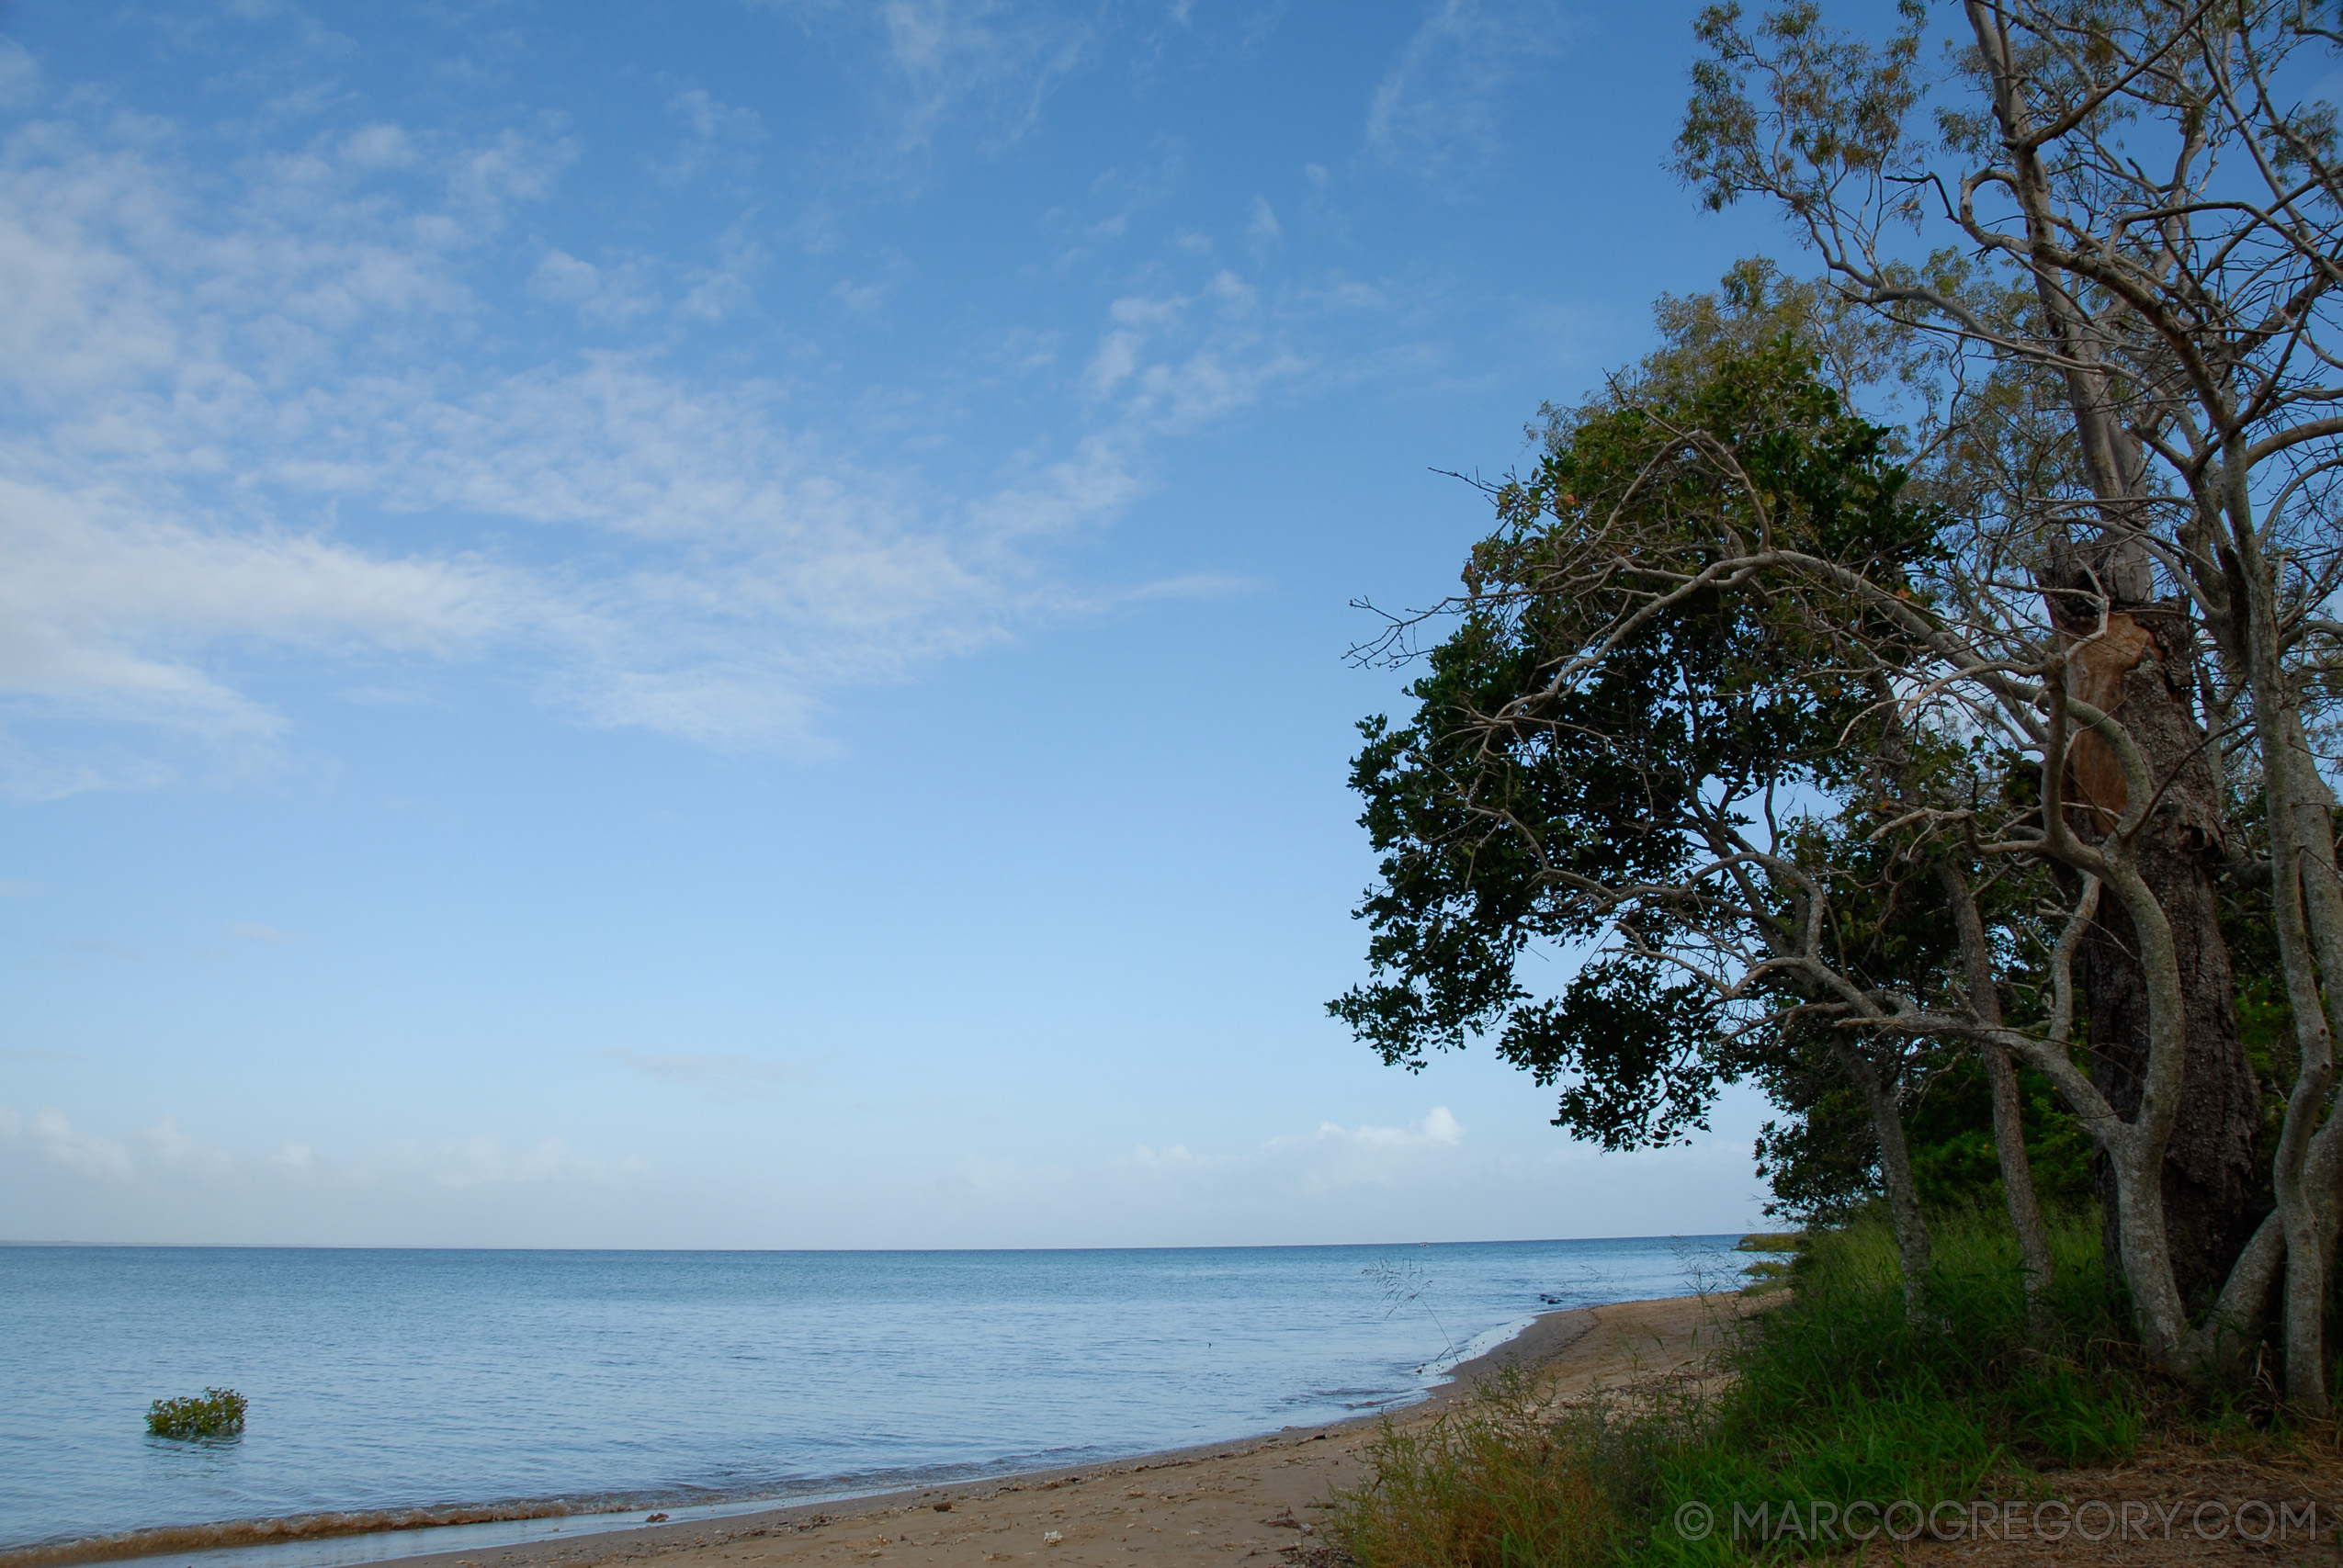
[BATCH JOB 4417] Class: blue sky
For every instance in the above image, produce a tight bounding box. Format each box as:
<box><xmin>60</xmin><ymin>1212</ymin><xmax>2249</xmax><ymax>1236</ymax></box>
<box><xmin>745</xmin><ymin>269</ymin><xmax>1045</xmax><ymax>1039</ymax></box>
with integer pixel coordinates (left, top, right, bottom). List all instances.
<box><xmin>0</xmin><ymin>0</ymin><xmax>1787</xmax><ymax>1247</ymax></box>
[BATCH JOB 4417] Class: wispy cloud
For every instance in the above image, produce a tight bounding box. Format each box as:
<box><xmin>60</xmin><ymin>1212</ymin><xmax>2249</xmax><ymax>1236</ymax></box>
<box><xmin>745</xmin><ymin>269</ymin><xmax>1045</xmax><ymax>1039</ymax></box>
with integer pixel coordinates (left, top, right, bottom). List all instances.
<box><xmin>2</xmin><ymin>1106</ymin><xmax>134</xmax><ymax>1181</ymax></box>
<box><xmin>871</xmin><ymin>0</ymin><xmax>1102</xmax><ymax>150</ymax></box>
<box><xmin>526</xmin><ymin>249</ymin><xmax>664</xmax><ymax>325</ymax></box>
<box><xmin>746</xmin><ymin>0</ymin><xmax>1102</xmax><ymax>153</ymax></box>
<box><xmin>1127</xmin><ymin>1107</ymin><xmax>1469</xmax><ymax>1196</ymax></box>
<box><xmin>656</xmin><ymin>88</ymin><xmax>765</xmax><ymax>187</ymax></box>
<box><xmin>0</xmin><ymin>39</ymin><xmax>40</xmax><ymax>111</ymax></box>
<box><xmin>598</xmin><ymin>1049</ymin><xmax>817</xmax><ymax>1100</ymax></box>
<box><xmin>0</xmin><ymin>98</ymin><xmax>1245</xmax><ymax>794</ymax></box>
<box><xmin>1246</xmin><ymin>194</ymin><xmax>1281</xmax><ymax>249</ymax></box>
<box><xmin>1367</xmin><ymin>0</ymin><xmax>1577</xmax><ymax>182</ymax></box>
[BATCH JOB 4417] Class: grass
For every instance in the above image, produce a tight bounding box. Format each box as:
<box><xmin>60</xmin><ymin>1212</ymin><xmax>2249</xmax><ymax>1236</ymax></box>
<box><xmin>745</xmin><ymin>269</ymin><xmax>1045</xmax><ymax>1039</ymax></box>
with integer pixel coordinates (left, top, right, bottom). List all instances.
<box><xmin>1332</xmin><ymin>1208</ymin><xmax>2176</xmax><ymax>1568</ymax></box>
<box><xmin>146</xmin><ymin>1386</ymin><xmax>248</xmax><ymax>1439</ymax></box>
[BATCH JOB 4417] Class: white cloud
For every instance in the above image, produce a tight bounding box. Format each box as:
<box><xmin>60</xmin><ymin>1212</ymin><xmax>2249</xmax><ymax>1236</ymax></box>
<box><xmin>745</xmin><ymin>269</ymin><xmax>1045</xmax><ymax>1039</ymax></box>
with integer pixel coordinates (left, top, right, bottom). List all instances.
<box><xmin>658</xmin><ymin>89</ymin><xmax>765</xmax><ymax>186</ymax></box>
<box><xmin>1254</xmin><ymin>1106</ymin><xmax>1469</xmax><ymax>1192</ymax></box>
<box><xmin>1367</xmin><ymin>0</ymin><xmax>1575</xmax><ymax>181</ymax></box>
<box><xmin>0</xmin><ymin>41</ymin><xmax>1363</xmax><ymax>795</ymax></box>
<box><xmin>877</xmin><ymin>0</ymin><xmax>1099</xmax><ymax>147</ymax></box>
<box><xmin>0</xmin><ymin>38</ymin><xmax>40</xmax><ymax>111</ymax></box>
<box><xmin>447</xmin><ymin>125</ymin><xmax>577</xmax><ymax>219</ymax></box>
<box><xmin>672</xmin><ymin>89</ymin><xmax>764</xmax><ymax>146</ymax></box>
<box><xmin>0</xmin><ymin>880</ymin><xmax>44</xmax><ymax>897</ymax></box>
<box><xmin>1078</xmin><ymin>283</ymin><xmax>1302</xmax><ymax>432</ymax></box>
<box><xmin>0</xmin><ymin>471</ymin><xmax>517</xmax><ymax>792</ymax></box>
<box><xmin>747</xmin><ymin>0</ymin><xmax>1101</xmax><ymax>152</ymax></box>
<box><xmin>339</xmin><ymin>123</ymin><xmax>416</xmax><ymax>170</ymax></box>
<box><xmin>526</xmin><ymin>248</ymin><xmax>662</xmax><ymax>323</ymax></box>
<box><xmin>1246</xmin><ymin>194</ymin><xmax>1281</xmax><ymax>247</ymax></box>
<box><xmin>0</xmin><ymin>107</ymin><xmax>1250</xmax><ymax>788</ymax></box>
<box><xmin>1125</xmin><ymin>1108</ymin><xmax>1466</xmax><ymax>1195</ymax></box>
<box><xmin>1085</xmin><ymin>327</ymin><xmax>1145</xmax><ymax>396</ymax></box>
<box><xmin>1274</xmin><ymin>1105</ymin><xmax>1466</xmax><ymax>1150</ymax></box>
<box><xmin>7</xmin><ymin>1106</ymin><xmax>135</xmax><ymax>1181</ymax></box>
<box><xmin>138</xmin><ymin>1115</ymin><xmax>235</xmax><ymax>1173</ymax></box>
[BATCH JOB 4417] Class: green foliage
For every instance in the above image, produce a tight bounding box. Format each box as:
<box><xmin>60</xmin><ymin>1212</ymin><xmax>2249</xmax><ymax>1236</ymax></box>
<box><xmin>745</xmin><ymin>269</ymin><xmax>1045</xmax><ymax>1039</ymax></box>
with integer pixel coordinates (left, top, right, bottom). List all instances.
<box><xmin>1330</xmin><ymin>333</ymin><xmax>1944</xmax><ymax>1155</ymax></box>
<box><xmin>146</xmin><ymin>1387</ymin><xmax>248</xmax><ymax>1440</ymax></box>
<box><xmin>1335</xmin><ymin>1210</ymin><xmax>2155</xmax><ymax>1568</ymax></box>
<box><xmin>1758</xmin><ymin>1053</ymin><xmax>2099</xmax><ymax>1224</ymax></box>
<box><xmin>1904</xmin><ymin>1060</ymin><xmax>2096</xmax><ymax>1213</ymax></box>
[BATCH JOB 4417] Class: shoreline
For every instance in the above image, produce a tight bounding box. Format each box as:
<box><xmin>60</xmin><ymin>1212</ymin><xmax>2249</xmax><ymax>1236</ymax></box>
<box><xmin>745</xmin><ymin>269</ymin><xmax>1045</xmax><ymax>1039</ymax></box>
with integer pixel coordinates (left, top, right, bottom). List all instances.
<box><xmin>4</xmin><ymin>1292</ymin><xmax>1725</xmax><ymax>1568</ymax></box>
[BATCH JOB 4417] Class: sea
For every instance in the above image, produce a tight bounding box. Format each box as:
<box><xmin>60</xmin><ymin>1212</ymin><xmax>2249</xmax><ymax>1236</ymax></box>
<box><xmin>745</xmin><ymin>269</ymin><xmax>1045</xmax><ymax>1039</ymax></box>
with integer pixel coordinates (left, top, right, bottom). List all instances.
<box><xmin>0</xmin><ymin>1237</ymin><xmax>1745</xmax><ymax>1565</ymax></box>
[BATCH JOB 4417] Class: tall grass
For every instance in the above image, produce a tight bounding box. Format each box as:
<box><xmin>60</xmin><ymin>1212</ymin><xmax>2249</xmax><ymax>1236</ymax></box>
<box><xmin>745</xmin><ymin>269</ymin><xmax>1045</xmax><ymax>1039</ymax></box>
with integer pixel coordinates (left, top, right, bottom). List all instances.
<box><xmin>1330</xmin><ymin>1371</ymin><xmax>1624</xmax><ymax>1568</ymax></box>
<box><xmin>1334</xmin><ymin>1208</ymin><xmax>2155</xmax><ymax>1568</ymax></box>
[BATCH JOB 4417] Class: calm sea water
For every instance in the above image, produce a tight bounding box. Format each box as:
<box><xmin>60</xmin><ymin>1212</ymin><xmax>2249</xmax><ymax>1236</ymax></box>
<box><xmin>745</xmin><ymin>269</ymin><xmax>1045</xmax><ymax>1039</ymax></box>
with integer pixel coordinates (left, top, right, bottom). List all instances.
<box><xmin>0</xmin><ymin>1239</ymin><xmax>1737</xmax><ymax>1555</ymax></box>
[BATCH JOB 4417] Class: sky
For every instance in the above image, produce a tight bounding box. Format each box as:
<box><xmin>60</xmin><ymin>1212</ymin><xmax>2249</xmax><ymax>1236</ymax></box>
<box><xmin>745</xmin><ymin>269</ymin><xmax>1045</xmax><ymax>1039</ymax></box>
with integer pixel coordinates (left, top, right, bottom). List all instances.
<box><xmin>0</xmin><ymin>0</ymin><xmax>1794</xmax><ymax>1249</ymax></box>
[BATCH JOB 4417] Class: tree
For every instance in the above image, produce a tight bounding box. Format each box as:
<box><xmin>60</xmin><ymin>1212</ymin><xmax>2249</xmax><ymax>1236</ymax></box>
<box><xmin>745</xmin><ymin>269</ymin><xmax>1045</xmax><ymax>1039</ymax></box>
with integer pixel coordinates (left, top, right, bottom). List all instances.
<box><xmin>1674</xmin><ymin>0</ymin><xmax>2343</xmax><ymax>1405</ymax></box>
<box><xmin>1336</xmin><ymin>0</ymin><xmax>2343</xmax><ymax>1409</ymax></box>
<box><xmin>1331</xmin><ymin>328</ymin><xmax>1986</xmax><ymax>1323</ymax></box>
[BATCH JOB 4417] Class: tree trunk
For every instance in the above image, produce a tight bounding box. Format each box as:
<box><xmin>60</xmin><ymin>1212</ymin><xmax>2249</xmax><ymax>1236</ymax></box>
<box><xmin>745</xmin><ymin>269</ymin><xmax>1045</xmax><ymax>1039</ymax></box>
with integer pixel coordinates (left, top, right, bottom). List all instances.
<box><xmin>2230</xmin><ymin>537</ymin><xmax>2341</xmax><ymax>1409</ymax></box>
<box><xmin>1834</xmin><ymin>1037</ymin><xmax>1930</xmax><ymax>1324</ymax></box>
<box><xmin>2053</xmin><ymin>592</ymin><xmax>2261</xmax><ymax>1314</ymax></box>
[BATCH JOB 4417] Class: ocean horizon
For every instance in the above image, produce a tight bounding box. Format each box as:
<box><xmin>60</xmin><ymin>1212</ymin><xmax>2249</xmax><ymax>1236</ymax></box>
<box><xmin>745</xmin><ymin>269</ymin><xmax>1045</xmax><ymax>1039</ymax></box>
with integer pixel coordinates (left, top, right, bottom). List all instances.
<box><xmin>0</xmin><ymin>1236</ymin><xmax>1746</xmax><ymax>1563</ymax></box>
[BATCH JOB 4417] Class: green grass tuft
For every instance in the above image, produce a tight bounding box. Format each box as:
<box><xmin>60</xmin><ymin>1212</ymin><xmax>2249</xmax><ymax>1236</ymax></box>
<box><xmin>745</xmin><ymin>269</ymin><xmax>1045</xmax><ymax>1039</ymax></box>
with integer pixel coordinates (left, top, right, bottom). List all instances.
<box><xmin>146</xmin><ymin>1387</ymin><xmax>248</xmax><ymax>1439</ymax></box>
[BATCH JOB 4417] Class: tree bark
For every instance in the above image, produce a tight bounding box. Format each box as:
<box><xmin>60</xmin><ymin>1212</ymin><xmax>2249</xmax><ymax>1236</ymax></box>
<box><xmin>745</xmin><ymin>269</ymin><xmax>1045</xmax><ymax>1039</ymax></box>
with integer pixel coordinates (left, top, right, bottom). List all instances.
<box><xmin>2052</xmin><ymin>593</ymin><xmax>2262</xmax><ymax>1314</ymax></box>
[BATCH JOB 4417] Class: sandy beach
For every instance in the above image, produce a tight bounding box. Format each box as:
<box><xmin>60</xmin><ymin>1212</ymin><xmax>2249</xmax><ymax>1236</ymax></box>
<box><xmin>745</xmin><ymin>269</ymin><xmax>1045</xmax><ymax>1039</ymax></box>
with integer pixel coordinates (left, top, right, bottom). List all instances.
<box><xmin>371</xmin><ymin>1293</ymin><xmax>1733</xmax><ymax>1568</ymax></box>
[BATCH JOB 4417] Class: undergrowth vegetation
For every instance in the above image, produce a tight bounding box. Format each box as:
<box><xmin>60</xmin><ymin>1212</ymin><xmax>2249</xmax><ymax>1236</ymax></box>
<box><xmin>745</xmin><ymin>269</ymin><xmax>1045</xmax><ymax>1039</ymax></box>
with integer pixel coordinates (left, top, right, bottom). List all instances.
<box><xmin>1333</xmin><ymin>1210</ymin><xmax>2279</xmax><ymax>1567</ymax></box>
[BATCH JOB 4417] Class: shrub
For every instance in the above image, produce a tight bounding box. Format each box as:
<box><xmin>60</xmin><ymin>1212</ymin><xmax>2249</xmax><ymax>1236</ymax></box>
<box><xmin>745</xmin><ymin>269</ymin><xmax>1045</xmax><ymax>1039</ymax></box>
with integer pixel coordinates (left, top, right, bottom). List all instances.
<box><xmin>146</xmin><ymin>1387</ymin><xmax>248</xmax><ymax>1439</ymax></box>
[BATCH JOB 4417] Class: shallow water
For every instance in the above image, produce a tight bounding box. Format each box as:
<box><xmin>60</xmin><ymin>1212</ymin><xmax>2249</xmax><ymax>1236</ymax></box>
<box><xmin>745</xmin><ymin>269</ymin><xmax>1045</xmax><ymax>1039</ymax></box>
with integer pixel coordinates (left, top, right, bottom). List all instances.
<box><xmin>0</xmin><ymin>1238</ymin><xmax>1737</xmax><ymax>1552</ymax></box>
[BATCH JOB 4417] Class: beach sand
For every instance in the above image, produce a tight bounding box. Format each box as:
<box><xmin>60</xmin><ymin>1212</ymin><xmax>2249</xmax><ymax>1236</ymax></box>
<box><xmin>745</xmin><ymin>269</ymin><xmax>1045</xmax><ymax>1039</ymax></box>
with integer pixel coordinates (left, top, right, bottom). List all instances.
<box><xmin>387</xmin><ymin>1292</ymin><xmax>1736</xmax><ymax>1568</ymax></box>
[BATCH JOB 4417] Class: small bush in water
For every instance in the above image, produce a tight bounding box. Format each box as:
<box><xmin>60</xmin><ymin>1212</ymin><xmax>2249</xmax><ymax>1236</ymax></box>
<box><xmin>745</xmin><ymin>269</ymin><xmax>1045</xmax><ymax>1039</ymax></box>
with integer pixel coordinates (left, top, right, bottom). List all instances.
<box><xmin>147</xmin><ymin>1388</ymin><xmax>248</xmax><ymax>1439</ymax></box>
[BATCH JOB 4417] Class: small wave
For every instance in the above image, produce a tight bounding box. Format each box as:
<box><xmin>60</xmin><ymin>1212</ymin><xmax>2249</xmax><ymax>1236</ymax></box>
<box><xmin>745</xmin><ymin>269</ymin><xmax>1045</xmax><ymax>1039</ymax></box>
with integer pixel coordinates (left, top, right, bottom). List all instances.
<box><xmin>0</xmin><ymin>1502</ymin><xmax>606</xmax><ymax>1568</ymax></box>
